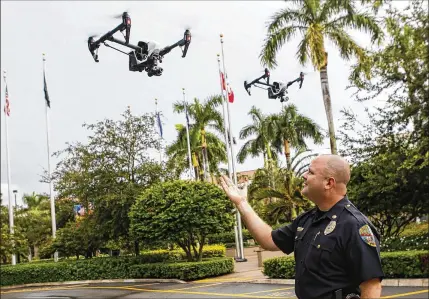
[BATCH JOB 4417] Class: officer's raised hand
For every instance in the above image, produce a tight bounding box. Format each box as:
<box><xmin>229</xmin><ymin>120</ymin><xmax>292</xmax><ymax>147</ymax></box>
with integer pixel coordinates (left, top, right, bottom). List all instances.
<box><xmin>218</xmin><ymin>174</ymin><xmax>280</xmax><ymax>251</ymax></box>
<box><xmin>219</xmin><ymin>175</ymin><xmax>245</xmax><ymax>205</ymax></box>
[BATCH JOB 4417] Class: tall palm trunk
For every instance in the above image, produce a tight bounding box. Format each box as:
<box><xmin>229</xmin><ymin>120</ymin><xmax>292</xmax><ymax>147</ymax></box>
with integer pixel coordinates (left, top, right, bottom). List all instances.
<box><xmin>319</xmin><ymin>52</ymin><xmax>337</xmax><ymax>154</ymax></box>
<box><xmin>200</xmin><ymin>128</ymin><xmax>210</xmax><ymax>181</ymax></box>
<box><xmin>265</xmin><ymin>143</ymin><xmax>275</xmax><ymax>191</ymax></box>
<box><xmin>192</xmin><ymin>152</ymin><xmax>200</xmax><ymax>181</ymax></box>
<box><xmin>283</xmin><ymin>139</ymin><xmax>291</xmax><ymax>169</ymax></box>
<box><xmin>283</xmin><ymin>139</ymin><xmax>297</xmax><ymax>219</ymax></box>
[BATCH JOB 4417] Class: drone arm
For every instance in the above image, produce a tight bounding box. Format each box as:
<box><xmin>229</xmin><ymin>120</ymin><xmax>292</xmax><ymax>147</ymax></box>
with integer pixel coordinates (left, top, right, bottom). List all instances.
<box><xmin>160</xmin><ymin>30</ymin><xmax>191</xmax><ymax>57</ymax></box>
<box><xmin>159</xmin><ymin>39</ymin><xmax>186</xmax><ymax>57</ymax></box>
<box><xmin>286</xmin><ymin>77</ymin><xmax>304</xmax><ymax>89</ymax></box>
<box><xmin>93</xmin><ymin>23</ymin><xmax>126</xmax><ymax>47</ymax></box>
<box><xmin>107</xmin><ymin>36</ymin><xmax>141</xmax><ymax>52</ymax></box>
<box><xmin>246</xmin><ymin>74</ymin><xmax>271</xmax><ymax>87</ymax></box>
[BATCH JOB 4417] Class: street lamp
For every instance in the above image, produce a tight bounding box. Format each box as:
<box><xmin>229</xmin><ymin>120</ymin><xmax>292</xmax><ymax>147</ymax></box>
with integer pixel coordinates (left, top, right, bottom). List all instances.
<box><xmin>13</xmin><ymin>190</ymin><xmax>17</xmax><ymax>207</ymax></box>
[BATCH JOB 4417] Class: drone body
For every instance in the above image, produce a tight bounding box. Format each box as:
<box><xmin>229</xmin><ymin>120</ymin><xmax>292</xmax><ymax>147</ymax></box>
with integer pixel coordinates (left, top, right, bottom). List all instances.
<box><xmin>244</xmin><ymin>69</ymin><xmax>304</xmax><ymax>103</ymax></box>
<box><xmin>87</xmin><ymin>12</ymin><xmax>191</xmax><ymax>77</ymax></box>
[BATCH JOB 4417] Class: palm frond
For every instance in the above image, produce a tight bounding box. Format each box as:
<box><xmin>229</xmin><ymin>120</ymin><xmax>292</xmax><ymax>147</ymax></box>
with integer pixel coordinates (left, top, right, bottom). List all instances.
<box><xmin>325</xmin><ymin>26</ymin><xmax>366</xmax><ymax>62</ymax></box>
<box><xmin>260</xmin><ymin>26</ymin><xmax>307</xmax><ymax>68</ymax></box>
<box><xmin>239</xmin><ymin>124</ymin><xmax>258</xmax><ymax>140</ymax></box>
<box><xmin>266</xmin><ymin>8</ymin><xmax>310</xmax><ymax>33</ymax></box>
<box><xmin>296</xmin><ymin>35</ymin><xmax>311</xmax><ymax>66</ymax></box>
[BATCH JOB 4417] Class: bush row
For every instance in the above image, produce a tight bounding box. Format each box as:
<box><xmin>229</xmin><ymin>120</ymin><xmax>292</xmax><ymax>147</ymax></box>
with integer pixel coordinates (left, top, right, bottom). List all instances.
<box><xmin>263</xmin><ymin>250</ymin><xmax>429</xmax><ymax>279</ymax></box>
<box><xmin>0</xmin><ymin>256</ymin><xmax>234</xmax><ymax>287</ymax></box>
<box><xmin>138</xmin><ymin>244</ymin><xmax>226</xmax><ymax>263</ymax></box>
<box><xmin>8</xmin><ymin>244</ymin><xmax>225</xmax><ymax>266</ymax></box>
<box><xmin>130</xmin><ymin>258</ymin><xmax>234</xmax><ymax>281</ymax></box>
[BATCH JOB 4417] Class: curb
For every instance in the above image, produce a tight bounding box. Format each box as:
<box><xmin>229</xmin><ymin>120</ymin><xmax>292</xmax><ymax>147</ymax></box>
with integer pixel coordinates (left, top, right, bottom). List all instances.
<box><xmin>0</xmin><ymin>278</ymin><xmax>187</xmax><ymax>290</ymax></box>
<box><xmin>227</xmin><ymin>278</ymin><xmax>428</xmax><ymax>287</ymax></box>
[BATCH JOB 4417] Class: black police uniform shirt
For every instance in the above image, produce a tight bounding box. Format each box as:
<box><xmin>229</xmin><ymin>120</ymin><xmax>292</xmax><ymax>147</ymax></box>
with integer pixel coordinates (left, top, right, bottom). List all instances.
<box><xmin>271</xmin><ymin>196</ymin><xmax>384</xmax><ymax>299</ymax></box>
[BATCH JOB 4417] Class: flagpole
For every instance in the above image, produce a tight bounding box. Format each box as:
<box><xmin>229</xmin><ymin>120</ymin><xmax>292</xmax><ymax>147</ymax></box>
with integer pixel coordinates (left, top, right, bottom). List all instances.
<box><xmin>182</xmin><ymin>88</ymin><xmax>194</xmax><ymax>181</ymax></box>
<box><xmin>216</xmin><ymin>54</ymin><xmax>233</xmax><ymax>180</ymax></box>
<box><xmin>43</xmin><ymin>54</ymin><xmax>58</xmax><ymax>262</ymax></box>
<box><xmin>3</xmin><ymin>70</ymin><xmax>16</xmax><ymax>266</ymax></box>
<box><xmin>220</xmin><ymin>33</ymin><xmax>246</xmax><ymax>262</ymax></box>
<box><xmin>217</xmin><ymin>54</ymin><xmax>240</xmax><ymax>261</ymax></box>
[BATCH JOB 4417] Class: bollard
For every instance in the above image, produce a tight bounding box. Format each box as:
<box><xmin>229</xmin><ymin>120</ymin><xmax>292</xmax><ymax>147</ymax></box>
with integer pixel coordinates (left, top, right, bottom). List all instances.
<box><xmin>255</xmin><ymin>247</ymin><xmax>264</xmax><ymax>267</ymax></box>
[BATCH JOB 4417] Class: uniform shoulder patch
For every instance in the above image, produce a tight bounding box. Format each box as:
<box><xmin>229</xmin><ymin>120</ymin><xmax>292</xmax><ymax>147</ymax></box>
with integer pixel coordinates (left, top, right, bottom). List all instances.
<box><xmin>359</xmin><ymin>224</ymin><xmax>377</xmax><ymax>247</ymax></box>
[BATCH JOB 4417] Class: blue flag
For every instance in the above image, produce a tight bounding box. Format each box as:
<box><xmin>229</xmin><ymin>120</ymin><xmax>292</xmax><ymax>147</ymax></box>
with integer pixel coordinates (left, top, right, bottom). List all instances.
<box><xmin>156</xmin><ymin>112</ymin><xmax>163</xmax><ymax>138</ymax></box>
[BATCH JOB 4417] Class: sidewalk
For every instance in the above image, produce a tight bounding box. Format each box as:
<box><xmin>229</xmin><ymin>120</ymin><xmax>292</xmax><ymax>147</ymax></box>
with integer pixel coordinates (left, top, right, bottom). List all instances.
<box><xmin>212</xmin><ymin>246</ymin><xmax>428</xmax><ymax>287</ymax></box>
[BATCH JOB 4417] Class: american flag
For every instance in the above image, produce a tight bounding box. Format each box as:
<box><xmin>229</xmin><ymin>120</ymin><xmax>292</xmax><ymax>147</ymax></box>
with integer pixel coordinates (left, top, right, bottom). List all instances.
<box><xmin>4</xmin><ymin>84</ymin><xmax>10</xmax><ymax>116</ymax></box>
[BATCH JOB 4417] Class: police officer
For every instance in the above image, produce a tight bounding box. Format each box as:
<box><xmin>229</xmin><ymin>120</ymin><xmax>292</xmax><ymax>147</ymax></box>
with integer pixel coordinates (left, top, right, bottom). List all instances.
<box><xmin>219</xmin><ymin>154</ymin><xmax>384</xmax><ymax>299</ymax></box>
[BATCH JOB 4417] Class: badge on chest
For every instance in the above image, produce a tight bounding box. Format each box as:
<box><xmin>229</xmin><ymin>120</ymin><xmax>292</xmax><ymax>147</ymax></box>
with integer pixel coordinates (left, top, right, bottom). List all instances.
<box><xmin>324</xmin><ymin>220</ymin><xmax>336</xmax><ymax>235</ymax></box>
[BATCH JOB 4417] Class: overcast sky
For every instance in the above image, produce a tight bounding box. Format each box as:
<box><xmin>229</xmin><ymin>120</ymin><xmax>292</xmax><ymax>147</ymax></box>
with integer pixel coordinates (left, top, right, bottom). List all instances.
<box><xmin>1</xmin><ymin>1</ymin><xmax>408</xmax><ymax>206</ymax></box>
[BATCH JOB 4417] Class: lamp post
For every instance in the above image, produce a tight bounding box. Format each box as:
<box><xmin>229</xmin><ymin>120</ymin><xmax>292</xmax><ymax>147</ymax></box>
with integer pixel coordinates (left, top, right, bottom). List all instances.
<box><xmin>13</xmin><ymin>190</ymin><xmax>17</xmax><ymax>207</ymax></box>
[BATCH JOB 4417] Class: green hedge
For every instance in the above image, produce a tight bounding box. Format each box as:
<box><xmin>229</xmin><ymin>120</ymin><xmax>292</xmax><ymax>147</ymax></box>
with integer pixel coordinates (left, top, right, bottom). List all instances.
<box><xmin>0</xmin><ymin>256</ymin><xmax>233</xmax><ymax>287</ymax></box>
<box><xmin>263</xmin><ymin>250</ymin><xmax>429</xmax><ymax>279</ymax></box>
<box><xmin>8</xmin><ymin>244</ymin><xmax>225</xmax><ymax>266</ymax></box>
<box><xmin>129</xmin><ymin>258</ymin><xmax>234</xmax><ymax>281</ymax></box>
<box><xmin>0</xmin><ymin>245</ymin><xmax>228</xmax><ymax>287</ymax></box>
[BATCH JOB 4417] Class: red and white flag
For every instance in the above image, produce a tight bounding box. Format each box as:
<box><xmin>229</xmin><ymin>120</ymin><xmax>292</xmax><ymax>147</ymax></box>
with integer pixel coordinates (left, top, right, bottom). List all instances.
<box><xmin>227</xmin><ymin>84</ymin><xmax>234</xmax><ymax>103</ymax></box>
<box><xmin>4</xmin><ymin>84</ymin><xmax>10</xmax><ymax>116</ymax></box>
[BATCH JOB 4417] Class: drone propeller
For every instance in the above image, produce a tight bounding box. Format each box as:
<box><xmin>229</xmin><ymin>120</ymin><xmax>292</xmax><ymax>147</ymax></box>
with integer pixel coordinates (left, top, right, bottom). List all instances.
<box><xmin>111</xmin><ymin>9</ymin><xmax>131</xmax><ymax>19</ymax></box>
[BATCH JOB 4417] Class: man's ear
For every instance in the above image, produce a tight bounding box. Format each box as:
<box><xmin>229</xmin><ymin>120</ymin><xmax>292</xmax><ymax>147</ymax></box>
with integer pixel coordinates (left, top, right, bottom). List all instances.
<box><xmin>324</xmin><ymin>177</ymin><xmax>335</xmax><ymax>190</ymax></box>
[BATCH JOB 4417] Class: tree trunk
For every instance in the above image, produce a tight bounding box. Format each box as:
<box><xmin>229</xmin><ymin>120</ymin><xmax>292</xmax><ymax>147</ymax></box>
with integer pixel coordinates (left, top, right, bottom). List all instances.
<box><xmin>319</xmin><ymin>52</ymin><xmax>338</xmax><ymax>155</ymax></box>
<box><xmin>283</xmin><ymin>139</ymin><xmax>291</xmax><ymax>169</ymax></box>
<box><xmin>34</xmin><ymin>246</ymin><xmax>39</xmax><ymax>259</ymax></box>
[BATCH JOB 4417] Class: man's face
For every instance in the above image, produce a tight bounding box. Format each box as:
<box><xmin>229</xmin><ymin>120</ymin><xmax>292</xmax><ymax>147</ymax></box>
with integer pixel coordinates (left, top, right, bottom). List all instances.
<box><xmin>302</xmin><ymin>158</ymin><xmax>326</xmax><ymax>200</ymax></box>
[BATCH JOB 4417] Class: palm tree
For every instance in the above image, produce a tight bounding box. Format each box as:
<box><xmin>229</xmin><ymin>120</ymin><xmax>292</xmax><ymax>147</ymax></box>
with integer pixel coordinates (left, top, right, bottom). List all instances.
<box><xmin>237</xmin><ymin>106</ymin><xmax>278</xmax><ymax>170</ymax></box>
<box><xmin>22</xmin><ymin>192</ymin><xmax>49</xmax><ymax>210</ymax></box>
<box><xmin>259</xmin><ymin>0</ymin><xmax>383</xmax><ymax>154</ymax></box>
<box><xmin>166</xmin><ymin>123</ymin><xmax>227</xmax><ymax>181</ymax></box>
<box><xmin>172</xmin><ymin>95</ymin><xmax>226</xmax><ymax>181</ymax></box>
<box><xmin>271</xmin><ymin>104</ymin><xmax>324</xmax><ymax>169</ymax></box>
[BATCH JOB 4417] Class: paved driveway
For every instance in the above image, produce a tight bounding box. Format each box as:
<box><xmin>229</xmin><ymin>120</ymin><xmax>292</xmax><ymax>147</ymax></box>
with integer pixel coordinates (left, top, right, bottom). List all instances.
<box><xmin>1</xmin><ymin>281</ymin><xmax>428</xmax><ymax>299</ymax></box>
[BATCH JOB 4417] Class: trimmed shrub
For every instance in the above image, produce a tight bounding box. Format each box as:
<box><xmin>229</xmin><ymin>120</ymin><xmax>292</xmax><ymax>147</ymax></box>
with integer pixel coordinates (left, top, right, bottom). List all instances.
<box><xmin>0</xmin><ymin>256</ymin><xmax>233</xmax><ymax>287</ymax></box>
<box><xmin>381</xmin><ymin>250</ymin><xmax>429</xmax><ymax>278</ymax></box>
<box><xmin>129</xmin><ymin>258</ymin><xmax>234</xmax><ymax>281</ymax></box>
<box><xmin>263</xmin><ymin>250</ymin><xmax>429</xmax><ymax>279</ymax></box>
<box><xmin>0</xmin><ymin>245</ymin><xmax>228</xmax><ymax>287</ymax></box>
